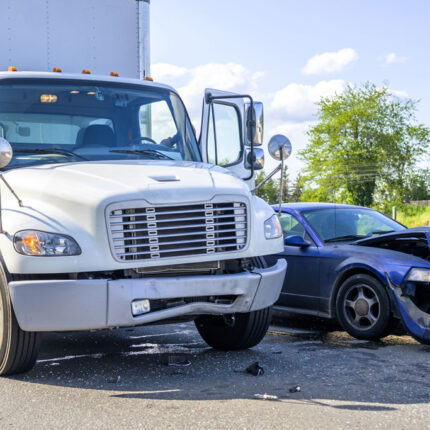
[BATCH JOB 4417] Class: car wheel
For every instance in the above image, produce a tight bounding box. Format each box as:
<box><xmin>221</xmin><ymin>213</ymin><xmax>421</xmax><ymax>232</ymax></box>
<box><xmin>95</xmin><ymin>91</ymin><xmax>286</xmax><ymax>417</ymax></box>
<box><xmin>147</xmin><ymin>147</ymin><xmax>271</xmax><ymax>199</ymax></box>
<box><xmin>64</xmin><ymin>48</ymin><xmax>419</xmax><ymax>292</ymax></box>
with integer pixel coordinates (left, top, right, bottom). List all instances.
<box><xmin>195</xmin><ymin>306</ymin><xmax>272</xmax><ymax>350</ymax></box>
<box><xmin>0</xmin><ymin>268</ymin><xmax>40</xmax><ymax>375</ymax></box>
<box><xmin>336</xmin><ymin>274</ymin><xmax>391</xmax><ymax>341</ymax></box>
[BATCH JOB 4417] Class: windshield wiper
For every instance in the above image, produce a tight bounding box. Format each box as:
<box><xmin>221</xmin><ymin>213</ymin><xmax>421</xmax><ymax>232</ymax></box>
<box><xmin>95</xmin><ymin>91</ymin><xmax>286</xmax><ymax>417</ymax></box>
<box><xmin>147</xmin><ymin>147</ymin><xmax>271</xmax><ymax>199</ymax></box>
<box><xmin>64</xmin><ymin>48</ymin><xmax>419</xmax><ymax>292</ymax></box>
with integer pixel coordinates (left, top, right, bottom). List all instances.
<box><xmin>109</xmin><ymin>149</ymin><xmax>174</xmax><ymax>160</ymax></box>
<box><xmin>14</xmin><ymin>148</ymin><xmax>88</xmax><ymax>161</ymax></box>
<box><xmin>325</xmin><ymin>234</ymin><xmax>366</xmax><ymax>243</ymax></box>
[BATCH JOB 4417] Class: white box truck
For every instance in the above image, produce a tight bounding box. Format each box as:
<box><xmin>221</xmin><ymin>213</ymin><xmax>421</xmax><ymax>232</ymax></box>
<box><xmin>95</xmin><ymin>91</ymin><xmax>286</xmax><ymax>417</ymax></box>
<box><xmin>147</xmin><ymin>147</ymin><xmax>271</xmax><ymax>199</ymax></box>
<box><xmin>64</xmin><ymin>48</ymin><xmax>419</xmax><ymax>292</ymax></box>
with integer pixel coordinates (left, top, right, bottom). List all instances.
<box><xmin>0</xmin><ymin>0</ymin><xmax>287</xmax><ymax>375</ymax></box>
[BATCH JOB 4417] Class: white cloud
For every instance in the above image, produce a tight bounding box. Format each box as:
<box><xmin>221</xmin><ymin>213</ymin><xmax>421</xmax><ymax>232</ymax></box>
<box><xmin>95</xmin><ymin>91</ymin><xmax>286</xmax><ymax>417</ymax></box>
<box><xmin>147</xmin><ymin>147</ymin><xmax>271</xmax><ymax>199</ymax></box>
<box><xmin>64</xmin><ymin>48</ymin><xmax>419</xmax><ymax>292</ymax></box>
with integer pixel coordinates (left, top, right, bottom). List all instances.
<box><xmin>302</xmin><ymin>48</ymin><xmax>358</xmax><ymax>75</ymax></box>
<box><xmin>384</xmin><ymin>52</ymin><xmax>407</xmax><ymax>64</ymax></box>
<box><xmin>151</xmin><ymin>63</ymin><xmax>187</xmax><ymax>80</ymax></box>
<box><xmin>390</xmin><ymin>89</ymin><xmax>408</xmax><ymax>98</ymax></box>
<box><xmin>270</xmin><ymin>80</ymin><xmax>347</xmax><ymax>122</ymax></box>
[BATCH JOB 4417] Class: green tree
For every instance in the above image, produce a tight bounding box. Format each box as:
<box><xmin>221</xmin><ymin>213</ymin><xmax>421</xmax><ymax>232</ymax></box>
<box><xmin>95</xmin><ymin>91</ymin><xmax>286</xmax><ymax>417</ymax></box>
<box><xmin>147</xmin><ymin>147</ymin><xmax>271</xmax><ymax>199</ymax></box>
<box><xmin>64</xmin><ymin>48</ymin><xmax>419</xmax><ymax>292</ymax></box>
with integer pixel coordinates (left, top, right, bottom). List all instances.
<box><xmin>290</xmin><ymin>173</ymin><xmax>303</xmax><ymax>202</ymax></box>
<box><xmin>255</xmin><ymin>171</ymin><xmax>279</xmax><ymax>204</ymax></box>
<box><xmin>300</xmin><ymin>83</ymin><xmax>430</xmax><ymax>207</ymax></box>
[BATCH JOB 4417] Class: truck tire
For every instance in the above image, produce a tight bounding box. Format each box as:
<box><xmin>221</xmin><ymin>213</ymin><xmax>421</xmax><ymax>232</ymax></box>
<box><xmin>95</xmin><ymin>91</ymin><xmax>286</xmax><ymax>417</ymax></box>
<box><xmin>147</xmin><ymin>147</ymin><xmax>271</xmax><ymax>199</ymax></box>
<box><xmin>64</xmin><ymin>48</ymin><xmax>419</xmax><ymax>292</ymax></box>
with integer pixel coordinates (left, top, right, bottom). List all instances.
<box><xmin>195</xmin><ymin>256</ymin><xmax>272</xmax><ymax>350</ymax></box>
<box><xmin>0</xmin><ymin>269</ymin><xmax>40</xmax><ymax>375</ymax></box>
<box><xmin>195</xmin><ymin>306</ymin><xmax>272</xmax><ymax>350</ymax></box>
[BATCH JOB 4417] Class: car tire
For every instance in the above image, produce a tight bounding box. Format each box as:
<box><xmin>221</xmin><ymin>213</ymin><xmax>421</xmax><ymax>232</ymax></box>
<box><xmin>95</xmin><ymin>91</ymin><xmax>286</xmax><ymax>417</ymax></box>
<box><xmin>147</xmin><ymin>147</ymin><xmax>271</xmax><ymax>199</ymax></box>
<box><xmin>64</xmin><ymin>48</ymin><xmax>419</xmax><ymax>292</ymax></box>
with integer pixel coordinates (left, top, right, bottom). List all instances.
<box><xmin>0</xmin><ymin>268</ymin><xmax>40</xmax><ymax>375</ymax></box>
<box><xmin>336</xmin><ymin>274</ymin><xmax>392</xmax><ymax>341</ymax></box>
<box><xmin>195</xmin><ymin>306</ymin><xmax>272</xmax><ymax>350</ymax></box>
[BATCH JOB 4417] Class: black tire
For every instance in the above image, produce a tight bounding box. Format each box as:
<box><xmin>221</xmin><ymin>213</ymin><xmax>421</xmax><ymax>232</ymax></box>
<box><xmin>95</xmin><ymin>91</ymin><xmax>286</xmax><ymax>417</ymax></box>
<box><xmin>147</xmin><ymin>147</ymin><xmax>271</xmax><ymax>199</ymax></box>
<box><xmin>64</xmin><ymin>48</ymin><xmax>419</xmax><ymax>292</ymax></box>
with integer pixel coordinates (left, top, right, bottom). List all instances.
<box><xmin>0</xmin><ymin>268</ymin><xmax>40</xmax><ymax>375</ymax></box>
<box><xmin>336</xmin><ymin>274</ymin><xmax>392</xmax><ymax>341</ymax></box>
<box><xmin>195</xmin><ymin>306</ymin><xmax>273</xmax><ymax>350</ymax></box>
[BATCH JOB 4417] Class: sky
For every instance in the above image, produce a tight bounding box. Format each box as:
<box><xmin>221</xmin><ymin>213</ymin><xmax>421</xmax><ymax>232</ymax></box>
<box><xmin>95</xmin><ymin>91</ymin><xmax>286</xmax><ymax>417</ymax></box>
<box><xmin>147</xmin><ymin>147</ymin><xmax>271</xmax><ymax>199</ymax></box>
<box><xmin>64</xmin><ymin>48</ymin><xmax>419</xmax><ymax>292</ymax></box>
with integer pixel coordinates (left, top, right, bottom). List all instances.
<box><xmin>151</xmin><ymin>0</ymin><xmax>430</xmax><ymax>178</ymax></box>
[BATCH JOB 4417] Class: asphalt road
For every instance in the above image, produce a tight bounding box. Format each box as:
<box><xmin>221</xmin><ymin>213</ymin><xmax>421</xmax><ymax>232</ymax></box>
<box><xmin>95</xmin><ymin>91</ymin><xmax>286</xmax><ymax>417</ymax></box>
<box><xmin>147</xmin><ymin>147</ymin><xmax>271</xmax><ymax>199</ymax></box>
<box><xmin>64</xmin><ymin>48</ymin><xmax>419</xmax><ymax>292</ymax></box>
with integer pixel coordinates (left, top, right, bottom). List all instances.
<box><xmin>1</xmin><ymin>314</ymin><xmax>429</xmax><ymax>429</ymax></box>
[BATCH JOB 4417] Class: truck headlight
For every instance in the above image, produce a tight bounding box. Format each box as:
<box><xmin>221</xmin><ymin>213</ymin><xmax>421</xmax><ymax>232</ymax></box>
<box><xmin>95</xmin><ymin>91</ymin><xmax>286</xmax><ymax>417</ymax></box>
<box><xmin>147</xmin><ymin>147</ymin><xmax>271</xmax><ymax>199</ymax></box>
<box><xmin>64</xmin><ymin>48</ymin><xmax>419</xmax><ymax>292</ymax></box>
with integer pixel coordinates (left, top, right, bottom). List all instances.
<box><xmin>264</xmin><ymin>214</ymin><xmax>283</xmax><ymax>239</ymax></box>
<box><xmin>14</xmin><ymin>230</ymin><xmax>81</xmax><ymax>256</ymax></box>
<box><xmin>407</xmin><ymin>268</ymin><xmax>430</xmax><ymax>283</ymax></box>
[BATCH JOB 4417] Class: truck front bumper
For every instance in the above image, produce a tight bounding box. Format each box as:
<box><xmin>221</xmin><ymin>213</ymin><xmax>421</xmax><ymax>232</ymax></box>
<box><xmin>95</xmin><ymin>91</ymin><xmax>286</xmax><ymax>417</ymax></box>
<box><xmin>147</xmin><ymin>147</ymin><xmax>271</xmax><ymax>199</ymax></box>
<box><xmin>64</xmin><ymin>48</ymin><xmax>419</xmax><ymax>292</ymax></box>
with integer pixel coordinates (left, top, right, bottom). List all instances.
<box><xmin>9</xmin><ymin>259</ymin><xmax>286</xmax><ymax>332</ymax></box>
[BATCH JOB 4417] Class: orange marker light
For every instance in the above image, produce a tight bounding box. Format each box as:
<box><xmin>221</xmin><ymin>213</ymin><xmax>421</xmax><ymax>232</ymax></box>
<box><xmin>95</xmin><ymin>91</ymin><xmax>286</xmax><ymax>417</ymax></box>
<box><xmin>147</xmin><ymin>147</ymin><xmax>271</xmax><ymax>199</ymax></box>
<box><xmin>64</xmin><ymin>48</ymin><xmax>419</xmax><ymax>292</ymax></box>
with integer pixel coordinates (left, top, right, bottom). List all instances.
<box><xmin>8</xmin><ymin>66</ymin><xmax>17</xmax><ymax>72</ymax></box>
<box><xmin>82</xmin><ymin>69</ymin><xmax>91</xmax><ymax>74</ymax></box>
<box><xmin>110</xmin><ymin>72</ymin><xmax>119</xmax><ymax>77</ymax></box>
<box><xmin>52</xmin><ymin>67</ymin><xmax>62</xmax><ymax>73</ymax></box>
<box><xmin>22</xmin><ymin>233</ymin><xmax>42</xmax><ymax>255</ymax></box>
<box><xmin>145</xmin><ymin>76</ymin><xmax>154</xmax><ymax>81</ymax></box>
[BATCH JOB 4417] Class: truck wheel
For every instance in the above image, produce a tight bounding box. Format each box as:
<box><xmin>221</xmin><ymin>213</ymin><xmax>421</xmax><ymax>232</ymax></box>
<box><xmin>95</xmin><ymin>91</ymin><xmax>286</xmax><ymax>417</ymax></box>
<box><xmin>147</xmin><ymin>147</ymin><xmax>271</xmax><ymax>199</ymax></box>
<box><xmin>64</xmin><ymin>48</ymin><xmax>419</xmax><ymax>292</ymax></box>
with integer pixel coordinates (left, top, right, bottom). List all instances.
<box><xmin>336</xmin><ymin>274</ymin><xmax>392</xmax><ymax>341</ymax></box>
<box><xmin>0</xmin><ymin>270</ymin><xmax>40</xmax><ymax>375</ymax></box>
<box><xmin>195</xmin><ymin>306</ymin><xmax>272</xmax><ymax>350</ymax></box>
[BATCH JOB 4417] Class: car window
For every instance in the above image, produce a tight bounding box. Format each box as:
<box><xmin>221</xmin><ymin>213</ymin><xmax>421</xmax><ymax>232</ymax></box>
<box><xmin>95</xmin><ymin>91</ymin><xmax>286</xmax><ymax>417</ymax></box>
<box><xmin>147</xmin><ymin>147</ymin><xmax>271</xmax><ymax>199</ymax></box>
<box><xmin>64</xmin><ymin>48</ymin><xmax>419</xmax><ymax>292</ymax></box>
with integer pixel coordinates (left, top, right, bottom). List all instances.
<box><xmin>301</xmin><ymin>207</ymin><xmax>405</xmax><ymax>242</ymax></box>
<box><xmin>279</xmin><ymin>213</ymin><xmax>311</xmax><ymax>242</ymax></box>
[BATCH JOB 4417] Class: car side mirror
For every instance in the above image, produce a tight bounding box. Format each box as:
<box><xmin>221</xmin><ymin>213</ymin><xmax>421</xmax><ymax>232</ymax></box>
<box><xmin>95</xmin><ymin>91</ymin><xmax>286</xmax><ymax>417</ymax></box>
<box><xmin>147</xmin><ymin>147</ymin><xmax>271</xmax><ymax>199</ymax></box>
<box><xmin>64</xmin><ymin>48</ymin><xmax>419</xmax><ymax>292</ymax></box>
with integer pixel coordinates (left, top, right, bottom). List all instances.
<box><xmin>284</xmin><ymin>235</ymin><xmax>311</xmax><ymax>247</ymax></box>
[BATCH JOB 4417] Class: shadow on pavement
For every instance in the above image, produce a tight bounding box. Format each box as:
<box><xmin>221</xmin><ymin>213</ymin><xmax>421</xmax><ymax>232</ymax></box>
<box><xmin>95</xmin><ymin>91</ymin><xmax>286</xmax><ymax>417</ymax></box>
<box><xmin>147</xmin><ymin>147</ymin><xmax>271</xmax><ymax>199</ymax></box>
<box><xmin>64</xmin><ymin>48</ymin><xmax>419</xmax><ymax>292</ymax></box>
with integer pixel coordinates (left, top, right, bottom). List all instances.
<box><xmin>6</xmin><ymin>319</ymin><xmax>430</xmax><ymax>408</ymax></box>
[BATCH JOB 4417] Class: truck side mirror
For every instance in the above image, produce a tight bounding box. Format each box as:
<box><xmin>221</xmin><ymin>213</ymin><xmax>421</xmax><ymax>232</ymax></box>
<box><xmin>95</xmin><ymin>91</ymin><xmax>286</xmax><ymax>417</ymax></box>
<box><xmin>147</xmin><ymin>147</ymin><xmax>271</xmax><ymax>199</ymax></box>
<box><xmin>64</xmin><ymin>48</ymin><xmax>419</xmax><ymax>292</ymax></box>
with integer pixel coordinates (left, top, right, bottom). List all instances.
<box><xmin>0</xmin><ymin>138</ymin><xmax>13</xmax><ymax>168</ymax></box>
<box><xmin>246</xmin><ymin>102</ymin><xmax>263</xmax><ymax>146</ymax></box>
<box><xmin>246</xmin><ymin>147</ymin><xmax>264</xmax><ymax>170</ymax></box>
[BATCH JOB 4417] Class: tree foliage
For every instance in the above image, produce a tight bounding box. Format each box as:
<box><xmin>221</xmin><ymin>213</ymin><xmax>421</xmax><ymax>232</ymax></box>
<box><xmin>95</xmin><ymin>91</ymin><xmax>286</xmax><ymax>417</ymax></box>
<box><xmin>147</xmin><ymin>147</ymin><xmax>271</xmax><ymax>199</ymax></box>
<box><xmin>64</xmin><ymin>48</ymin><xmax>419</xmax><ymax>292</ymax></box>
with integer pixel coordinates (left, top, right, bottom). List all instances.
<box><xmin>299</xmin><ymin>83</ymin><xmax>430</xmax><ymax>207</ymax></box>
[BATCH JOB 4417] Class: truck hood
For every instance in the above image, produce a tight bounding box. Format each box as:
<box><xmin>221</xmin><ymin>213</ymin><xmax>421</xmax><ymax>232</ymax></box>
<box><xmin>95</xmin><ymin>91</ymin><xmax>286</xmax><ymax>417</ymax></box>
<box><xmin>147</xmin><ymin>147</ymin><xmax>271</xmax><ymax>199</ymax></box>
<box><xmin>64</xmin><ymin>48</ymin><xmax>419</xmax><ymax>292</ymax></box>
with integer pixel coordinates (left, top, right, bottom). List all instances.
<box><xmin>4</xmin><ymin>160</ymin><xmax>250</xmax><ymax>207</ymax></box>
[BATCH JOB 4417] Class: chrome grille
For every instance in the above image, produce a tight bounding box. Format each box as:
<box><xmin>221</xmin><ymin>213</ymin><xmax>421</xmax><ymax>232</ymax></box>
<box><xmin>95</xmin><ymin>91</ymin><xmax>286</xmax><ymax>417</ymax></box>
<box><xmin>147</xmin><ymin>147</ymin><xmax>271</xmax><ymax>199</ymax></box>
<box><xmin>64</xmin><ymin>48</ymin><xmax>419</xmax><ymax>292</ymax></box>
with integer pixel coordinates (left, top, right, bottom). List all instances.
<box><xmin>108</xmin><ymin>202</ymin><xmax>248</xmax><ymax>261</ymax></box>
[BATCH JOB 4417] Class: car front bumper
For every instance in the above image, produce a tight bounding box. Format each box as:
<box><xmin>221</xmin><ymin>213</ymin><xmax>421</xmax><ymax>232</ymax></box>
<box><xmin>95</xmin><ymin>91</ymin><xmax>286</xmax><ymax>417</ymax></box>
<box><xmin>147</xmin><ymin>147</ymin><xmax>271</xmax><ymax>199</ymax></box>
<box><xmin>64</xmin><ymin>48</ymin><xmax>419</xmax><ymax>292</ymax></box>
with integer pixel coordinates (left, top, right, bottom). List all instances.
<box><xmin>9</xmin><ymin>259</ymin><xmax>287</xmax><ymax>332</ymax></box>
<box><xmin>387</xmin><ymin>275</ymin><xmax>430</xmax><ymax>343</ymax></box>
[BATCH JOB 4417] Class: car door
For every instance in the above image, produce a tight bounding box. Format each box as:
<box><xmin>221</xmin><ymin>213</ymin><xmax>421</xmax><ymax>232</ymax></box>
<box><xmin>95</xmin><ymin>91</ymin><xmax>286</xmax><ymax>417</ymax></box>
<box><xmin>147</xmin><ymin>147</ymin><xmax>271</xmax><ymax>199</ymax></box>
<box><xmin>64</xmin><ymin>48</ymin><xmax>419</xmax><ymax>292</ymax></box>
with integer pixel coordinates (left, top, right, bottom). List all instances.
<box><xmin>274</xmin><ymin>211</ymin><xmax>321</xmax><ymax>312</ymax></box>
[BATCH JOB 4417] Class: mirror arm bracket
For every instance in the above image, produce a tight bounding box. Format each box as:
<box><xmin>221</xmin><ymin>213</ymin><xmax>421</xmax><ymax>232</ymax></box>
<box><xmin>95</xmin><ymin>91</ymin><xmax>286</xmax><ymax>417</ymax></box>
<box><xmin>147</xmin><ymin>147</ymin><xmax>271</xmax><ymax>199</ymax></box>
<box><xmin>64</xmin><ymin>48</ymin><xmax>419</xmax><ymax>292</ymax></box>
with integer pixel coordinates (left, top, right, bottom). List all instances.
<box><xmin>206</xmin><ymin>93</ymin><xmax>255</xmax><ymax>181</ymax></box>
<box><xmin>251</xmin><ymin>163</ymin><xmax>282</xmax><ymax>194</ymax></box>
<box><xmin>0</xmin><ymin>175</ymin><xmax>23</xmax><ymax>235</ymax></box>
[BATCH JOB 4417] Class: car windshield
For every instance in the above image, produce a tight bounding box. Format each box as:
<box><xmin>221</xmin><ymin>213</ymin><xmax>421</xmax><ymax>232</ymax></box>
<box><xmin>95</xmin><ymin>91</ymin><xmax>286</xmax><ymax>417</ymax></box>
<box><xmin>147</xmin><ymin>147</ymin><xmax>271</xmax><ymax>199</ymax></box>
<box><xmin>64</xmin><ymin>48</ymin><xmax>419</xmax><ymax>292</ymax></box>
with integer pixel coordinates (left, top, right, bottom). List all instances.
<box><xmin>0</xmin><ymin>79</ymin><xmax>200</xmax><ymax>169</ymax></box>
<box><xmin>301</xmin><ymin>207</ymin><xmax>405</xmax><ymax>242</ymax></box>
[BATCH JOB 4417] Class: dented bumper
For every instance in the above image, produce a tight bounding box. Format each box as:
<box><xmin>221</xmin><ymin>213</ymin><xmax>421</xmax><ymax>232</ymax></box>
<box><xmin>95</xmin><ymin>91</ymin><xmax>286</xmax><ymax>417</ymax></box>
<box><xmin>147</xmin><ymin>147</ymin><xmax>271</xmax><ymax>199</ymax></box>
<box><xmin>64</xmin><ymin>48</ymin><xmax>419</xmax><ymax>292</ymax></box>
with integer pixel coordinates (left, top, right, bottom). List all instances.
<box><xmin>8</xmin><ymin>259</ymin><xmax>287</xmax><ymax>332</ymax></box>
<box><xmin>387</xmin><ymin>275</ymin><xmax>430</xmax><ymax>343</ymax></box>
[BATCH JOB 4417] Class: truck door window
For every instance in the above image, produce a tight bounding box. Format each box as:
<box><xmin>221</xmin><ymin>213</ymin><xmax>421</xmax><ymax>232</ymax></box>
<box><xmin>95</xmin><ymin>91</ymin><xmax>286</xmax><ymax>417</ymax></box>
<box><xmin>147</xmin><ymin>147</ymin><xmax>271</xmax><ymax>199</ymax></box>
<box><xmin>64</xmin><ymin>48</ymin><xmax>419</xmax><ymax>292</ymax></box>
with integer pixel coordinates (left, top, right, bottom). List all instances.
<box><xmin>207</xmin><ymin>103</ymin><xmax>242</xmax><ymax>166</ymax></box>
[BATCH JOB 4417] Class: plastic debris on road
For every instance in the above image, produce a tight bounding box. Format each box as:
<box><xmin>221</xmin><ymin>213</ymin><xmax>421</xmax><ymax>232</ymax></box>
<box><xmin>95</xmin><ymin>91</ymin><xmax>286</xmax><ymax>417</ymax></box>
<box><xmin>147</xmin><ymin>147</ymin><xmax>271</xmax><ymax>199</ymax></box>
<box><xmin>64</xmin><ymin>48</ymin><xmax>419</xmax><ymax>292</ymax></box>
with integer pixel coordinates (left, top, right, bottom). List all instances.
<box><xmin>234</xmin><ymin>361</ymin><xmax>265</xmax><ymax>376</ymax></box>
<box><xmin>289</xmin><ymin>385</ymin><xmax>301</xmax><ymax>393</ymax></box>
<box><xmin>254</xmin><ymin>393</ymin><xmax>279</xmax><ymax>401</ymax></box>
<box><xmin>167</xmin><ymin>355</ymin><xmax>191</xmax><ymax>367</ymax></box>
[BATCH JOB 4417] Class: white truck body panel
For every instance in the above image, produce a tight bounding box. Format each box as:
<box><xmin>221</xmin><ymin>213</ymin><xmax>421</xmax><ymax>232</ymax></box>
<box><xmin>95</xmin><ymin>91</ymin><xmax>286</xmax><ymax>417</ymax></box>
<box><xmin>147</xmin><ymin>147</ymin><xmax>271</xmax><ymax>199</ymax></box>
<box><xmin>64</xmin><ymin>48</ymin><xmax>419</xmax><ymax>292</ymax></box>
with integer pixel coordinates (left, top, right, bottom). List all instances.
<box><xmin>0</xmin><ymin>0</ymin><xmax>143</xmax><ymax>78</ymax></box>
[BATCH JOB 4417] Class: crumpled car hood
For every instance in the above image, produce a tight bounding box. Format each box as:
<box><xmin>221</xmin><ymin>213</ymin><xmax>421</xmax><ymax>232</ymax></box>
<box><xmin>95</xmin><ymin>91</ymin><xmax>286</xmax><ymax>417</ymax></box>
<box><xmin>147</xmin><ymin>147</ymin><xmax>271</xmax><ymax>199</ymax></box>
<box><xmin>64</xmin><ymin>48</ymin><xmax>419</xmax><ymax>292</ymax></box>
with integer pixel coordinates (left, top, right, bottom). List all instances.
<box><xmin>354</xmin><ymin>227</ymin><xmax>430</xmax><ymax>263</ymax></box>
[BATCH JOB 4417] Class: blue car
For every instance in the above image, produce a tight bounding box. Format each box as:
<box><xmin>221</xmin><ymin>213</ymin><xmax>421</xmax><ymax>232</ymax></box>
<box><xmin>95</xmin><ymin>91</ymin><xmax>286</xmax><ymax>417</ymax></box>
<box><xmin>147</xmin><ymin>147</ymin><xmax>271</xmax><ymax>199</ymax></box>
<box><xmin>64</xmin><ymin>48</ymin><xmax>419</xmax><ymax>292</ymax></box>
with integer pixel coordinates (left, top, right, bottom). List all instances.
<box><xmin>267</xmin><ymin>203</ymin><xmax>430</xmax><ymax>344</ymax></box>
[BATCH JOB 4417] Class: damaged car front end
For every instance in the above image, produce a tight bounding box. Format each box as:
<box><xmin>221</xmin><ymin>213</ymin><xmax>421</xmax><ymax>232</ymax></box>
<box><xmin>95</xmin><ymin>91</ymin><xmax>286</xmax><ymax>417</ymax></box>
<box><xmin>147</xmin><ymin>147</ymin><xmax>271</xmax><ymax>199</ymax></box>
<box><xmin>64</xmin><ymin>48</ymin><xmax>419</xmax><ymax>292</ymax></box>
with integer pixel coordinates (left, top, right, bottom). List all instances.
<box><xmin>357</xmin><ymin>229</ymin><xmax>430</xmax><ymax>344</ymax></box>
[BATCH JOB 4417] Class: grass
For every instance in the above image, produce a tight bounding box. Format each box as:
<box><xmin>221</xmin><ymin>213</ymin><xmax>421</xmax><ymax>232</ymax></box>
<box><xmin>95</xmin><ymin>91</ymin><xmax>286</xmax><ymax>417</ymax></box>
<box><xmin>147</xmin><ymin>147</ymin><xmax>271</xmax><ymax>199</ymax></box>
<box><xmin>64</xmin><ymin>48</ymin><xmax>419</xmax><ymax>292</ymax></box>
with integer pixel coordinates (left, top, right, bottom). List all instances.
<box><xmin>397</xmin><ymin>205</ymin><xmax>430</xmax><ymax>228</ymax></box>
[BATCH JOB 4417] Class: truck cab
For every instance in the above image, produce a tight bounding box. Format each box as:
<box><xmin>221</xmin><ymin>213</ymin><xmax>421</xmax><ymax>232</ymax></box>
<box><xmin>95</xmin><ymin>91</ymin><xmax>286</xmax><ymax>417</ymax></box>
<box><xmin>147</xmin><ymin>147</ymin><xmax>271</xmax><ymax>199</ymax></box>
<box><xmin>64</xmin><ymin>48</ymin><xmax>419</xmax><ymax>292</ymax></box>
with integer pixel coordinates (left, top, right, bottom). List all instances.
<box><xmin>0</xmin><ymin>0</ymin><xmax>287</xmax><ymax>375</ymax></box>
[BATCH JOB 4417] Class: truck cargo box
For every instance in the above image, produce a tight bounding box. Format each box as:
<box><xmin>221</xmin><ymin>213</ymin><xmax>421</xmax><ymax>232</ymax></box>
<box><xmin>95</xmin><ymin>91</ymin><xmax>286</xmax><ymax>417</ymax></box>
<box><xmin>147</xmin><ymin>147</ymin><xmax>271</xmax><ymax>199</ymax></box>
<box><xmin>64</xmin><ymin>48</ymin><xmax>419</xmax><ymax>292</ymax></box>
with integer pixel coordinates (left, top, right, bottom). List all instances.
<box><xmin>0</xmin><ymin>0</ymin><xmax>149</xmax><ymax>78</ymax></box>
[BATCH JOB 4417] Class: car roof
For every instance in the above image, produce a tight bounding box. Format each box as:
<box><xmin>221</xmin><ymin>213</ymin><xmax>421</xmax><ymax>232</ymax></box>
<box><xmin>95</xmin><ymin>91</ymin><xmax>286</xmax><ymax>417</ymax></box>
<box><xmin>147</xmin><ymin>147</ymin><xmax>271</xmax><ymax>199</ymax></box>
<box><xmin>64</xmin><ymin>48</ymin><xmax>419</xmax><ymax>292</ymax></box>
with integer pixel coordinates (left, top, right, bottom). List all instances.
<box><xmin>272</xmin><ymin>202</ymin><xmax>368</xmax><ymax>212</ymax></box>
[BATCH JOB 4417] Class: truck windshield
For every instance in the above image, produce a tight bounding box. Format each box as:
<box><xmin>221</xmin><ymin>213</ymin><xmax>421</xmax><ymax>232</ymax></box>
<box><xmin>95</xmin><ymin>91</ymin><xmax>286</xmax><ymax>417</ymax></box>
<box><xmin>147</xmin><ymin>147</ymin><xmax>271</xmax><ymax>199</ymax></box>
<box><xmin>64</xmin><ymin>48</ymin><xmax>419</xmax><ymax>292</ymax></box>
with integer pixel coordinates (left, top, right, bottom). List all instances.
<box><xmin>0</xmin><ymin>80</ymin><xmax>200</xmax><ymax>169</ymax></box>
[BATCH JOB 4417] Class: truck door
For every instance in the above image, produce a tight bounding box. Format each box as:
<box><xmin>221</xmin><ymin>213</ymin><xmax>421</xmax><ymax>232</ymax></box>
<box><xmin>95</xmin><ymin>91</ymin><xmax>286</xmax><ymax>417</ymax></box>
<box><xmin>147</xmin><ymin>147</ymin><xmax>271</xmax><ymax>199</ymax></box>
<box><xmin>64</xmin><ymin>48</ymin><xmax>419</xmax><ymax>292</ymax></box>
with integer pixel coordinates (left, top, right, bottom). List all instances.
<box><xmin>199</xmin><ymin>89</ymin><xmax>259</xmax><ymax>182</ymax></box>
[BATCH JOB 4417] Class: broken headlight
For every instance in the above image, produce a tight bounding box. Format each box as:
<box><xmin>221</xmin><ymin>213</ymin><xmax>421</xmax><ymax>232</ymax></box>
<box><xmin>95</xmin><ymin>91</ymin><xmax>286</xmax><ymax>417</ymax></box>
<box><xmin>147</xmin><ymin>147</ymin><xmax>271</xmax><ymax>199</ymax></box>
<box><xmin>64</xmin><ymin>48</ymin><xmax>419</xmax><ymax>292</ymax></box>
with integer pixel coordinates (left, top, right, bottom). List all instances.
<box><xmin>14</xmin><ymin>230</ymin><xmax>81</xmax><ymax>256</ymax></box>
<box><xmin>407</xmin><ymin>268</ymin><xmax>430</xmax><ymax>283</ymax></box>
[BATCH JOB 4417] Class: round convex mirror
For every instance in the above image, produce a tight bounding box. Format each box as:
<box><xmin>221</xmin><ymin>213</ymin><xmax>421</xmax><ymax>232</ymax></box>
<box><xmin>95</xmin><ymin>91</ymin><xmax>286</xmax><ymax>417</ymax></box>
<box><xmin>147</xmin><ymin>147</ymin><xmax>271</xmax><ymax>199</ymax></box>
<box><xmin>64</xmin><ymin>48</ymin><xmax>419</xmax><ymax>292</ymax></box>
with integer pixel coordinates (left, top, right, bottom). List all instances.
<box><xmin>268</xmin><ymin>134</ymin><xmax>292</xmax><ymax>160</ymax></box>
<box><xmin>0</xmin><ymin>138</ymin><xmax>13</xmax><ymax>168</ymax></box>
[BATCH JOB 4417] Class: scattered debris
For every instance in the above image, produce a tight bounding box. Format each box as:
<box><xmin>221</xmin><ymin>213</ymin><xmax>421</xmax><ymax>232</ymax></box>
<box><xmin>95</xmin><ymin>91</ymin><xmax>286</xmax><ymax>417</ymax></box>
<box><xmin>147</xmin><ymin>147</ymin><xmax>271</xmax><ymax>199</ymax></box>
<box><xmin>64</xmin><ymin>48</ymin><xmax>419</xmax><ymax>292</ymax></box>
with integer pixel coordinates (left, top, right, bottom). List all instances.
<box><xmin>289</xmin><ymin>385</ymin><xmax>301</xmax><ymax>393</ymax></box>
<box><xmin>272</xmin><ymin>350</ymin><xmax>282</xmax><ymax>354</ymax></box>
<box><xmin>108</xmin><ymin>375</ymin><xmax>121</xmax><ymax>384</ymax></box>
<box><xmin>254</xmin><ymin>393</ymin><xmax>279</xmax><ymax>401</ymax></box>
<box><xmin>167</xmin><ymin>355</ymin><xmax>191</xmax><ymax>367</ymax></box>
<box><xmin>246</xmin><ymin>361</ymin><xmax>264</xmax><ymax>376</ymax></box>
<box><xmin>235</xmin><ymin>361</ymin><xmax>265</xmax><ymax>376</ymax></box>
